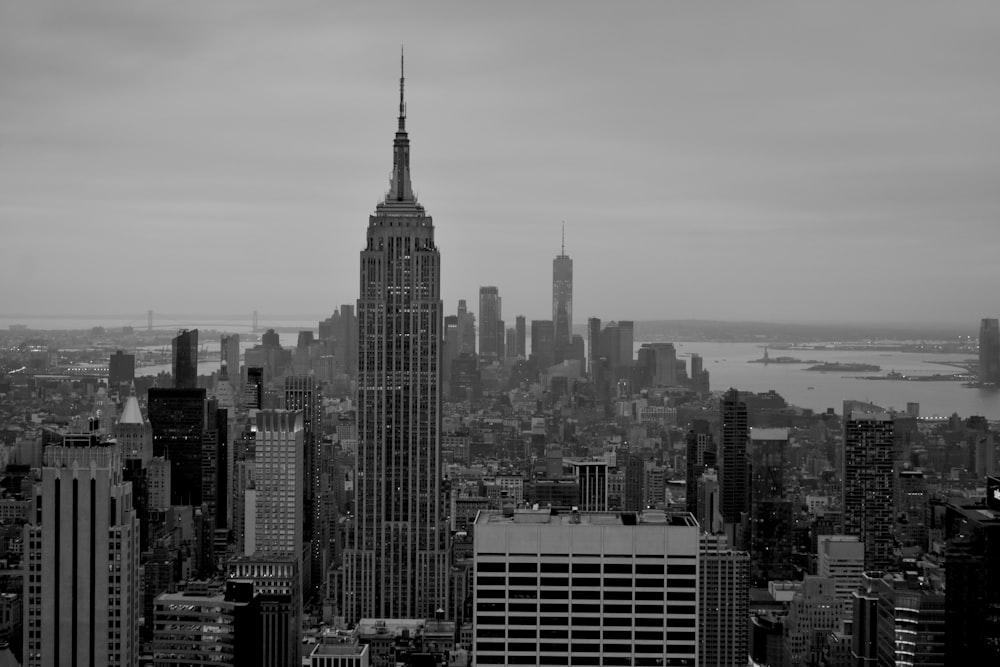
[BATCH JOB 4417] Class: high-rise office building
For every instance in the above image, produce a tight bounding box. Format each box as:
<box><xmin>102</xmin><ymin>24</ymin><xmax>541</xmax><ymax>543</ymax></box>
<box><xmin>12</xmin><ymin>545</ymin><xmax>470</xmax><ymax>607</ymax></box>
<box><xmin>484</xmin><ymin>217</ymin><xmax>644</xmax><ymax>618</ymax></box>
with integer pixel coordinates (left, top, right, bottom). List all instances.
<box><xmin>530</xmin><ymin>319</ymin><xmax>555</xmax><ymax>369</ymax></box>
<box><xmin>495</xmin><ymin>318</ymin><xmax>505</xmax><ymax>360</ymax></box>
<box><xmin>221</xmin><ymin>333</ymin><xmax>240</xmax><ymax>378</ymax></box>
<box><xmin>244</xmin><ymin>366</ymin><xmax>264</xmax><ymax>410</ymax></box>
<box><xmin>117</xmin><ymin>392</ymin><xmax>154</xmax><ymax>552</ymax></box>
<box><xmin>980</xmin><ymin>318</ymin><xmax>1000</xmax><ymax>384</ymax></box>
<box><xmin>617</xmin><ymin>320</ymin><xmax>634</xmax><ymax>372</ymax></box>
<box><xmin>552</xmin><ymin>228</ymin><xmax>573</xmax><ymax>361</ymax></box>
<box><xmin>749</xmin><ymin>428</ymin><xmax>793</xmax><ymax>585</ymax></box>
<box><xmin>514</xmin><ymin>315</ymin><xmax>526</xmax><ymax>358</ymax></box>
<box><xmin>943</xmin><ymin>500</ymin><xmax>1000</xmax><ymax>662</ymax></box>
<box><xmin>720</xmin><ymin>388</ymin><xmax>749</xmax><ymax>551</ymax></box>
<box><xmin>342</xmin><ymin>60</ymin><xmax>448</xmax><ymax>623</ymax></box>
<box><xmin>148</xmin><ymin>387</ymin><xmax>207</xmax><ymax>506</ymax></box>
<box><xmin>690</xmin><ymin>353</ymin><xmax>710</xmax><ymax>395</ymax></box>
<box><xmin>284</xmin><ymin>376</ymin><xmax>323</xmax><ymax>597</ymax></box>
<box><xmin>842</xmin><ymin>405</ymin><xmax>894</xmax><ymax>570</ymax></box>
<box><xmin>817</xmin><ymin>535</ymin><xmax>864</xmax><ymax>621</ymax></box>
<box><xmin>473</xmin><ymin>508</ymin><xmax>700</xmax><ymax>666</ymax></box>
<box><xmin>251</xmin><ymin>410</ymin><xmax>303</xmax><ymax>558</ymax></box>
<box><xmin>457</xmin><ymin>299</ymin><xmax>476</xmax><ymax>355</ymax></box>
<box><xmin>896</xmin><ymin>468</ymin><xmax>928</xmax><ymax>549</ymax></box>
<box><xmin>108</xmin><ymin>349</ymin><xmax>135</xmax><ymax>390</ymax></box>
<box><xmin>699</xmin><ymin>533</ymin><xmax>750</xmax><ymax>667</ymax></box>
<box><xmin>443</xmin><ymin>314</ymin><xmax>459</xmax><ymax>390</ymax></box>
<box><xmin>587</xmin><ymin>317</ymin><xmax>601</xmax><ymax>376</ymax></box>
<box><xmin>870</xmin><ymin>572</ymin><xmax>945</xmax><ymax>665</ymax></box>
<box><xmin>116</xmin><ymin>392</ymin><xmax>152</xmax><ymax>462</ymax></box>
<box><xmin>172</xmin><ymin>328</ymin><xmax>199</xmax><ymax>389</ymax></box>
<box><xmin>635</xmin><ymin>342</ymin><xmax>678</xmax><ymax>390</ymax></box>
<box><xmin>24</xmin><ymin>433</ymin><xmax>140</xmax><ymax>667</ymax></box>
<box><xmin>685</xmin><ymin>420</ymin><xmax>715</xmax><ymax>516</ymax></box>
<box><xmin>478</xmin><ymin>286</ymin><xmax>502</xmax><ymax>361</ymax></box>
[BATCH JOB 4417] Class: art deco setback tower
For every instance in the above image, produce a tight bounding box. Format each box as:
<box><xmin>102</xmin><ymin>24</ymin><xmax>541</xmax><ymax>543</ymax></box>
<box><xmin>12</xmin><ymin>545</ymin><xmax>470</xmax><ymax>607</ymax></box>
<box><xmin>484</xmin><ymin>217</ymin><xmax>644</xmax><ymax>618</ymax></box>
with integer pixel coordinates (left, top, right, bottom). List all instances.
<box><xmin>343</xmin><ymin>57</ymin><xmax>448</xmax><ymax>623</ymax></box>
<box><xmin>552</xmin><ymin>225</ymin><xmax>573</xmax><ymax>361</ymax></box>
<box><xmin>24</xmin><ymin>433</ymin><xmax>140</xmax><ymax>667</ymax></box>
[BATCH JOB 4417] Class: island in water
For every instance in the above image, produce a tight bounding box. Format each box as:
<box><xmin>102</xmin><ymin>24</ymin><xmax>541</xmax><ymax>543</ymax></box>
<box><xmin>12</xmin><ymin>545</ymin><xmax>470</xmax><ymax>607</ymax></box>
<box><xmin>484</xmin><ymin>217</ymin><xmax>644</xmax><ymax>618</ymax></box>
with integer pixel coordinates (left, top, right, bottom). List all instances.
<box><xmin>804</xmin><ymin>362</ymin><xmax>881</xmax><ymax>372</ymax></box>
<box><xmin>748</xmin><ymin>348</ymin><xmax>819</xmax><ymax>365</ymax></box>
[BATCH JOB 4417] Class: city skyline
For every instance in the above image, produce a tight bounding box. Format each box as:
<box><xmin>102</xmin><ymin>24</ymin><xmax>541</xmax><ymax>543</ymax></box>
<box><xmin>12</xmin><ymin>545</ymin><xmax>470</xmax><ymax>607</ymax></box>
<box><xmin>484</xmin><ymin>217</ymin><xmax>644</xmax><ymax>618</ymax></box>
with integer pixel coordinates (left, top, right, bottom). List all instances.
<box><xmin>2</xmin><ymin>1</ymin><xmax>999</xmax><ymax>324</ymax></box>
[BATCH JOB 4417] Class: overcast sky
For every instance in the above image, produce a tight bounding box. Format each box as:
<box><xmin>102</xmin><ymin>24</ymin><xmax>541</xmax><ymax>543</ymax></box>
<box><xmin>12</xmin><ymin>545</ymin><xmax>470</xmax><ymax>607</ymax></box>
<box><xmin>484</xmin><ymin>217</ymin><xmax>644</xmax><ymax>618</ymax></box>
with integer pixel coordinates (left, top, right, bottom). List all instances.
<box><xmin>2</xmin><ymin>1</ymin><xmax>998</xmax><ymax>325</ymax></box>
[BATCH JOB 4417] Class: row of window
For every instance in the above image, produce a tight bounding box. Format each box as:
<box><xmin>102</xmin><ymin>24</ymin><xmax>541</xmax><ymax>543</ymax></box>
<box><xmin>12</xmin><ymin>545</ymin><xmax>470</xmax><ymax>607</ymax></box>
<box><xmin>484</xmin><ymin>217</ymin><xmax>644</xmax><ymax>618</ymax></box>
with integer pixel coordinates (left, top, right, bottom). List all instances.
<box><xmin>475</xmin><ymin>640</ymin><xmax>696</xmax><ymax>654</ymax></box>
<box><xmin>475</xmin><ymin>657</ymin><xmax>693</xmax><ymax>666</ymax></box>
<box><xmin>478</xmin><ymin>562</ymin><xmax>696</xmax><ymax>575</ymax></box>
<box><xmin>476</xmin><ymin>627</ymin><xmax>692</xmax><ymax>640</ymax></box>
<box><xmin>476</xmin><ymin>615</ymin><xmax>676</xmax><ymax>627</ymax></box>
<box><xmin>477</xmin><ymin>575</ymin><xmax>697</xmax><ymax>589</ymax></box>
<box><xmin>476</xmin><ymin>601</ymin><xmax>697</xmax><ymax>615</ymax></box>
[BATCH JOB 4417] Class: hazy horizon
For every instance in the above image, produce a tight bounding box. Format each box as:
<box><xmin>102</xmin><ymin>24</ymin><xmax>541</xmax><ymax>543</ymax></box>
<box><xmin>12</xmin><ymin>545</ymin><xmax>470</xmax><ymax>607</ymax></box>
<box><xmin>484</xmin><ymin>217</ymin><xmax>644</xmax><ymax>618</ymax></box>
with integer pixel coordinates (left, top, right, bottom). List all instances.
<box><xmin>3</xmin><ymin>1</ymin><xmax>998</xmax><ymax>324</ymax></box>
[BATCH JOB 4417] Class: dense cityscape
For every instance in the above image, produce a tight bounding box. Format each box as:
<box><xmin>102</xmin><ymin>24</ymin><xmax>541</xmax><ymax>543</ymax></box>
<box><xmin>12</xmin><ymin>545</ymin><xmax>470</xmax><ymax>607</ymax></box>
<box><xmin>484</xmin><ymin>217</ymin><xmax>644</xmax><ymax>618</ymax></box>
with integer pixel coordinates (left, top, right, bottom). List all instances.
<box><xmin>2</xmin><ymin>59</ymin><xmax>1000</xmax><ymax>667</ymax></box>
<box><xmin>4</xmin><ymin>2</ymin><xmax>1000</xmax><ymax>662</ymax></box>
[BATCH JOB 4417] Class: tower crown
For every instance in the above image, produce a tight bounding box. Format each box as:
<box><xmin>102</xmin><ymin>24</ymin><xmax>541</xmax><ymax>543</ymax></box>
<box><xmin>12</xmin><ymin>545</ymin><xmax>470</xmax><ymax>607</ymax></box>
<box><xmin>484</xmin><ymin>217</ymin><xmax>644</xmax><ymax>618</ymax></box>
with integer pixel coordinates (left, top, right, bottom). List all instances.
<box><xmin>386</xmin><ymin>47</ymin><xmax>415</xmax><ymax>204</ymax></box>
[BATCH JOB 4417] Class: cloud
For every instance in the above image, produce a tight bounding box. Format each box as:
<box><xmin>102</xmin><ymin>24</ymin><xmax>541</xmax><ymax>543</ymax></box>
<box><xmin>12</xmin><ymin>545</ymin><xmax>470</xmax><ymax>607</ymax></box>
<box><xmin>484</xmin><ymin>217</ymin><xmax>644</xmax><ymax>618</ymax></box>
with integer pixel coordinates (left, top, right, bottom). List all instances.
<box><xmin>1</xmin><ymin>0</ymin><xmax>999</xmax><ymax>324</ymax></box>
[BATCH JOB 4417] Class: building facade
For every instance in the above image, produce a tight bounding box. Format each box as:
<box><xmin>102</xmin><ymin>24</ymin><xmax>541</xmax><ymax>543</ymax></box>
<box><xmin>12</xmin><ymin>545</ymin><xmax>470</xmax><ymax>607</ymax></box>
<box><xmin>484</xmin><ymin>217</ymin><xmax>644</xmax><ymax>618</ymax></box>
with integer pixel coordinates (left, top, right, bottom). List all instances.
<box><xmin>172</xmin><ymin>328</ymin><xmax>199</xmax><ymax>389</ymax></box>
<box><xmin>252</xmin><ymin>410</ymin><xmax>303</xmax><ymax>558</ymax></box>
<box><xmin>478</xmin><ymin>286</ymin><xmax>502</xmax><ymax>361</ymax></box>
<box><xmin>749</xmin><ymin>428</ymin><xmax>793</xmax><ymax>585</ymax></box>
<box><xmin>979</xmin><ymin>317</ymin><xmax>1000</xmax><ymax>385</ymax></box>
<box><xmin>720</xmin><ymin>388</ymin><xmax>749</xmax><ymax>550</ymax></box>
<box><xmin>342</xmin><ymin>62</ymin><xmax>448</xmax><ymax>623</ymax></box>
<box><xmin>699</xmin><ymin>533</ymin><xmax>749</xmax><ymax>667</ymax></box>
<box><xmin>23</xmin><ymin>434</ymin><xmax>140</xmax><ymax>667</ymax></box>
<box><xmin>842</xmin><ymin>405</ymin><xmax>895</xmax><ymax>570</ymax></box>
<box><xmin>552</xmin><ymin>234</ymin><xmax>573</xmax><ymax>362</ymax></box>
<box><xmin>284</xmin><ymin>376</ymin><xmax>324</xmax><ymax>597</ymax></box>
<box><xmin>473</xmin><ymin>509</ymin><xmax>700</xmax><ymax>666</ymax></box>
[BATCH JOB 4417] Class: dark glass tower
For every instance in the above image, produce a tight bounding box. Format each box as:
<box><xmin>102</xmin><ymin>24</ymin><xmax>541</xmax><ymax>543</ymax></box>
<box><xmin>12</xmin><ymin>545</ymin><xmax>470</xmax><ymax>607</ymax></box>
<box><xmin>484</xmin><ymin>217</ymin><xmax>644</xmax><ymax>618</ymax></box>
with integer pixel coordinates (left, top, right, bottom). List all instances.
<box><xmin>944</xmin><ymin>500</ymin><xmax>1000</xmax><ymax>662</ymax></box>
<box><xmin>108</xmin><ymin>349</ymin><xmax>135</xmax><ymax>389</ymax></box>
<box><xmin>842</xmin><ymin>403</ymin><xmax>894</xmax><ymax>570</ymax></box>
<box><xmin>749</xmin><ymin>428</ymin><xmax>793</xmax><ymax>585</ymax></box>
<box><xmin>720</xmin><ymin>388</ymin><xmax>749</xmax><ymax>550</ymax></box>
<box><xmin>342</xmin><ymin>56</ymin><xmax>448</xmax><ymax>623</ymax></box>
<box><xmin>284</xmin><ymin>375</ymin><xmax>323</xmax><ymax>599</ymax></box>
<box><xmin>980</xmin><ymin>318</ymin><xmax>1000</xmax><ymax>385</ymax></box>
<box><xmin>148</xmin><ymin>387</ymin><xmax>207</xmax><ymax>506</ymax></box>
<box><xmin>172</xmin><ymin>328</ymin><xmax>199</xmax><ymax>389</ymax></box>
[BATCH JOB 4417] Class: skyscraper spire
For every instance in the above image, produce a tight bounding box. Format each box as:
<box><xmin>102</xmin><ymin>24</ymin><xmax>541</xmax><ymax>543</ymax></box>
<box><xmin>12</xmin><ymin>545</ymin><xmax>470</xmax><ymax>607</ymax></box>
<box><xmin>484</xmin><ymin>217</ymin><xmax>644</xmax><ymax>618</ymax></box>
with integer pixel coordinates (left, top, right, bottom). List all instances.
<box><xmin>399</xmin><ymin>45</ymin><xmax>406</xmax><ymax>130</ymax></box>
<box><xmin>387</xmin><ymin>46</ymin><xmax>415</xmax><ymax>203</ymax></box>
<box><xmin>561</xmin><ymin>221</ymin><xmax>565</xmax><ymax>255</ymax></box>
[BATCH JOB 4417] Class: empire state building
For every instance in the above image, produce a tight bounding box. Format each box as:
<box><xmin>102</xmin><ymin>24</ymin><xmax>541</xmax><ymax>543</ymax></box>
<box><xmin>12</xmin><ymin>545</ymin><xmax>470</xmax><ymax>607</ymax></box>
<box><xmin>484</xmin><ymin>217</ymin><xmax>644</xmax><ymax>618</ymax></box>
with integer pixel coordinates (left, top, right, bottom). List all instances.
<box><xmin>342</xmin><ymin>57</ymin><xmax>448</xmax><ymax>623</ymax></box>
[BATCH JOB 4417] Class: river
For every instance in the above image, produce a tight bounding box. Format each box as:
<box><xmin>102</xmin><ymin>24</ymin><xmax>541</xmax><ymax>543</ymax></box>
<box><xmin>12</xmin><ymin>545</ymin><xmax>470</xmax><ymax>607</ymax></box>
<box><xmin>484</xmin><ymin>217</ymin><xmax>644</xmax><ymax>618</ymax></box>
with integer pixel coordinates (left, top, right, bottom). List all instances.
<box><xmin>665</xmin><ymin>342</ymin><xmax>999</xmax><ymax>419</ymax></box>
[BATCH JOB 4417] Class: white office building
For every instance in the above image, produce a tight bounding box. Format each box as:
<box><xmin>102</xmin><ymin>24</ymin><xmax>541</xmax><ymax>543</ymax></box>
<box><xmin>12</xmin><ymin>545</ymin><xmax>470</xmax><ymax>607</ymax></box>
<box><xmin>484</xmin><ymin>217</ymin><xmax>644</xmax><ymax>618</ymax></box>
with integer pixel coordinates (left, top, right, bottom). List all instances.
<box><xmin>473</xmin><ymin>508</ymin><xmax>700</xmax><ymax>666</ymax></box>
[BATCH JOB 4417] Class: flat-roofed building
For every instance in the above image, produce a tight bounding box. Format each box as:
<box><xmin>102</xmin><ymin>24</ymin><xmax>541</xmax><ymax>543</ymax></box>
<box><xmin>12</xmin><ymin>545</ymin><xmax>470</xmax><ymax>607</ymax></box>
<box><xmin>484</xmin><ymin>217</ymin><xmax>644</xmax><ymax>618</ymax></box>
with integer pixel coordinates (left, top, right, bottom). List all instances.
<box><xmin>473</xmin><ymin>508</ymin><xmax>700</xmax><ymax>666</ymax></box>
<box><xmin>307</xmin><ymin>642</ymin><xmax>370</xmax><ymax>667</ymax></box>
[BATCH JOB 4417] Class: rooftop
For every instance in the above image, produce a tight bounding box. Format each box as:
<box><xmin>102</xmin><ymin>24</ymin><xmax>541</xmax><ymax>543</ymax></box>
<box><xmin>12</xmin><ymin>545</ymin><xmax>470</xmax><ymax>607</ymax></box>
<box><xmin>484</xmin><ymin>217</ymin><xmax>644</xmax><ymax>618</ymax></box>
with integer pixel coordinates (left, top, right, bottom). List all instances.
<box><xmin>475</xmin><ymin>509</ymin><xmax>698</xmax><ymax>527</ymax></box>
<box><xmin>310</xmin><ymin>644</ymin><xmax>368</xmax><ymax>658</ymax></box>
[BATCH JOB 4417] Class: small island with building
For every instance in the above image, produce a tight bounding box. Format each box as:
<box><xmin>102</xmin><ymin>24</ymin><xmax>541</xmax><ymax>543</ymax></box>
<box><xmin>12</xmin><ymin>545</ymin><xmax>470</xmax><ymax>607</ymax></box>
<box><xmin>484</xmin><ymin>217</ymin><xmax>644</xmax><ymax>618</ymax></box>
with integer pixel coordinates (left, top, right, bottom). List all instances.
<box><xmin>804</xmin><ymin>362</ymin><xmax>881</xmax><ymax>372</ymax></box>
<box><xmin>748</xmin><ymin>347</ymin><xmax>818</xmax><ymax>365</ymax></box>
